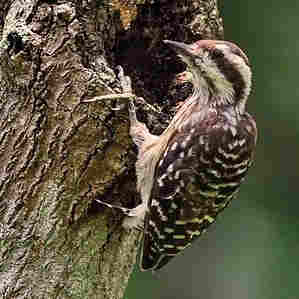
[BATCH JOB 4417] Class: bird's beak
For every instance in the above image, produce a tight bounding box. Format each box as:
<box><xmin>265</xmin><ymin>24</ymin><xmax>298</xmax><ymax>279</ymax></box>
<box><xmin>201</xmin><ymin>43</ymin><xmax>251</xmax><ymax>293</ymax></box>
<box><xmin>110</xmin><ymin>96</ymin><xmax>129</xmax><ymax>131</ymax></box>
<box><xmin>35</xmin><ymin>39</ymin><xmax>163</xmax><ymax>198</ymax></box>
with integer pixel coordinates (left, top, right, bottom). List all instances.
<box><xmin>163</xmin><ymin>40</ymin><xmax>194</xmax><ymax>57</ymax></box>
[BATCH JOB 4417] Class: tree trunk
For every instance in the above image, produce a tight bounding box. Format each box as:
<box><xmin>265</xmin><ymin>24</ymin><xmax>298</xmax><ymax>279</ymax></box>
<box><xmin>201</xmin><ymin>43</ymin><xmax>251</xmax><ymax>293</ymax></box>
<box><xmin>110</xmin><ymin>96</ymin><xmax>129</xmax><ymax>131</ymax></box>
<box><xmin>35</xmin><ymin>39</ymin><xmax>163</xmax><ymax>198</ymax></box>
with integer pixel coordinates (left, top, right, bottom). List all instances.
<box><xmin>0</xmin><ymin>1</ymin><xmax>223</xmax><ymax>298</ymax></box>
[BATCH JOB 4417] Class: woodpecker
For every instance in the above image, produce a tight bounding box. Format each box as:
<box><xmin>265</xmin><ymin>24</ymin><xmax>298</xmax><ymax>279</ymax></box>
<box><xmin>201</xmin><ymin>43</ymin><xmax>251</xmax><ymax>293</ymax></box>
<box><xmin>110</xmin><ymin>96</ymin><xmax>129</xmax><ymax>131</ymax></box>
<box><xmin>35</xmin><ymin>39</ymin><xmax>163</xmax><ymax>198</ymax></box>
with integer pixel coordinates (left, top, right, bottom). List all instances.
<box><xmin>89</xmin><ymin>39</ymin><xmax>257</xmax><ymax>272</ymax></box>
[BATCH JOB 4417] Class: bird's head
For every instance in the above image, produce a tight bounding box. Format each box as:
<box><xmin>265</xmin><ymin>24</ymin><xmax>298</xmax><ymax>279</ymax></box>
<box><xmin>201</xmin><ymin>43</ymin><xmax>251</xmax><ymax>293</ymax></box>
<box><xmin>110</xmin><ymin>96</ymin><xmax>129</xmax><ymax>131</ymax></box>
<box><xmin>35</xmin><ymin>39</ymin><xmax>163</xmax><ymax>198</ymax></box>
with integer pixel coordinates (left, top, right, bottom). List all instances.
<box><xmin>164</xmin><ymin>39</ymin><xmax>252</xmax><ymax>113</ymax></box>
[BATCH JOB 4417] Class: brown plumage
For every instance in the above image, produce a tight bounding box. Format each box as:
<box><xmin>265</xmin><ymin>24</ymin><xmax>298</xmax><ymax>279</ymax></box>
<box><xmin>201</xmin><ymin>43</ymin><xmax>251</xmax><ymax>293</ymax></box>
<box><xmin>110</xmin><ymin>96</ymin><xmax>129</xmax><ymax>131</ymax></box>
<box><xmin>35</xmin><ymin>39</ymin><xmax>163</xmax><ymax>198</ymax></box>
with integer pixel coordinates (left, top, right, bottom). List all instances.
<box><xmin>126</xmin><ymin>40</ymin><xmax>257</xmax><ymax>271</ymax></box>
<box><xmin>92</xmin><ymin>40</ymin><xmax>257</xmax><ymax>272</ymax></box>
<box><xmin>141</xmin><ymin>102</ymin><xmax>256</xmax><ymax>270</ymax></box>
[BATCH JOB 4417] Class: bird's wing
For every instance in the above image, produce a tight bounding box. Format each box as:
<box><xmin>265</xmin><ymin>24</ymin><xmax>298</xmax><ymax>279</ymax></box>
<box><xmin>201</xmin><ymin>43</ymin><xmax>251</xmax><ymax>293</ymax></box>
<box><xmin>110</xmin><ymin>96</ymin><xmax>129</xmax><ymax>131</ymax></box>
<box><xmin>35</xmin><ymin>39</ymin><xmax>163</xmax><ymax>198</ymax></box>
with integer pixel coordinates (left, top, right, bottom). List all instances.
<box><xmin>139</xmin><ymin>113</ymin><xmax>257</xmax><ymax>271</ymax></box>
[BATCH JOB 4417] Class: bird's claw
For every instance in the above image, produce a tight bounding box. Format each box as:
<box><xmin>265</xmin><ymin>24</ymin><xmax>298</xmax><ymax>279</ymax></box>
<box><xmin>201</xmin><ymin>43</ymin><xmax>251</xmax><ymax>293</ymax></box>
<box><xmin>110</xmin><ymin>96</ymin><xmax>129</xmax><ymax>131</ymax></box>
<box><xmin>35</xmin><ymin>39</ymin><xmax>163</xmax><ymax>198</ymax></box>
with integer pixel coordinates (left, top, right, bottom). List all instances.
<box><xmin>82</xmin><ymin>65</ymin><xmax>136</xmax><ymax>105</ymax></box>
<box><xmin>116</xmin><ymin>65</ymin><xmax>133</xmax><ymax>94</ymax></box>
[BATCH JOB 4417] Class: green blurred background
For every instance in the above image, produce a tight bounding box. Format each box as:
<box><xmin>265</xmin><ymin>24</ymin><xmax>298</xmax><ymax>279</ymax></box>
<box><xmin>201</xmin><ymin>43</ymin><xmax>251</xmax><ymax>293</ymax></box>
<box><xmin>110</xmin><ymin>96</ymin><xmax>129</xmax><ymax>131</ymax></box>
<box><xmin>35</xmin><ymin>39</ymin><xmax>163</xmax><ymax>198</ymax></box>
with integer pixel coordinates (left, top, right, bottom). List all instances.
<box><xmin>125</xmin><ymin>1</ymin><xmax>299</xmax><ymax>298</ymax></box>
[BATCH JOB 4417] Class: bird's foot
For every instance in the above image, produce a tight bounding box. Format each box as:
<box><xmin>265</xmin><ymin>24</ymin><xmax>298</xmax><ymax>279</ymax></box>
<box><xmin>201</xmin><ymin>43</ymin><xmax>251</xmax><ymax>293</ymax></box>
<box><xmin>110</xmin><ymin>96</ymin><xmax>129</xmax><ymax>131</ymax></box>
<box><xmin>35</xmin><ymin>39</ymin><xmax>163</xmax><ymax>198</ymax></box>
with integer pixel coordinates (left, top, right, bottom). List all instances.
<box><xmin>95</xmin><ymin>198</ymin><xmax>146</xmax><ymax>231</ymax></box>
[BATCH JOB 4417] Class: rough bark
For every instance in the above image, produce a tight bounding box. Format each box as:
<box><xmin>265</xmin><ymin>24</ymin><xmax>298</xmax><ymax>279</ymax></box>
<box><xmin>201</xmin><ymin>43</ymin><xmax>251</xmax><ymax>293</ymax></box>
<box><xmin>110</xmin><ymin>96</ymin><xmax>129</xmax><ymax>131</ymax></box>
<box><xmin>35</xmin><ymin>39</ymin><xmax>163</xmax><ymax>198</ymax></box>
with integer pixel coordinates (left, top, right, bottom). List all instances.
<box><xmin>0</xmin><ymin>0</ymin><xmax>223</xmax><ymax>298</ymax></box>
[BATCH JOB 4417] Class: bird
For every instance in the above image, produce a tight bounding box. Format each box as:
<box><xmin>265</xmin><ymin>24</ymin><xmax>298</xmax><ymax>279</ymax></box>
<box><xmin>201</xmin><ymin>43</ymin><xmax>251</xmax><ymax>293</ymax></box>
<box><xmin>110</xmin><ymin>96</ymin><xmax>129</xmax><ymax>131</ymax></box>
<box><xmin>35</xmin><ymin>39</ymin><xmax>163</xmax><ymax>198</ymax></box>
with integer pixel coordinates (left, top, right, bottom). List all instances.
<box><xmin>90</xmin><ymin>39</ymin><xmax>258</xmax><ymax>272</ymax></box>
